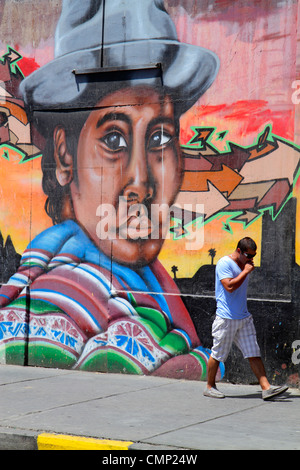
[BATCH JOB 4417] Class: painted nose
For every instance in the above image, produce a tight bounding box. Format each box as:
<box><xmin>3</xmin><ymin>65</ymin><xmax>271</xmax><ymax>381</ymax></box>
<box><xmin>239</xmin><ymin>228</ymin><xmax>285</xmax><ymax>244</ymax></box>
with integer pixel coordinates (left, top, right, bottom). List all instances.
<box><xmin>123</xmin><ymin>146</ymin><xmax>153</xmax><ymax>203</ymax></box>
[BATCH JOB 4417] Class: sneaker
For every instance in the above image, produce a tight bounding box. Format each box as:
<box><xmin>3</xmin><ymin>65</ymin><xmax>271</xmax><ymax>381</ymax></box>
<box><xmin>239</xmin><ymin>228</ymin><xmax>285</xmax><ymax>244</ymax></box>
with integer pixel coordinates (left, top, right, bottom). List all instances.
<box><xmin>262</xmin><ymin>384</ymin><xmax>289</xmax><ymax>401</ymax></box>
<box><xmin>203</xmin><ymin>386</ymin><xmax>225</xmax><ymax>399</ymax></box>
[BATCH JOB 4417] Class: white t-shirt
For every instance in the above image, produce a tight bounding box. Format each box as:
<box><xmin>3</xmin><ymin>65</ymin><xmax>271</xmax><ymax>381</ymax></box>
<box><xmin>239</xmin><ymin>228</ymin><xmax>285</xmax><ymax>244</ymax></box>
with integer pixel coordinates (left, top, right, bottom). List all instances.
<box><xmin>215</xmin><ymin>256</ymin><xmax>250</xmax><ymax>320</ymax></box>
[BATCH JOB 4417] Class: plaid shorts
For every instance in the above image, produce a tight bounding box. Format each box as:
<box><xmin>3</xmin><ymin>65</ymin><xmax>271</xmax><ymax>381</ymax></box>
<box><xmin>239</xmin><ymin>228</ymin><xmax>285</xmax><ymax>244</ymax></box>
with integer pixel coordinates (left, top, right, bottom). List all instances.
<box><xmin>211</xmin><ymin>314</ymin><xmax>261</xmax><ymax>362</ymax></box>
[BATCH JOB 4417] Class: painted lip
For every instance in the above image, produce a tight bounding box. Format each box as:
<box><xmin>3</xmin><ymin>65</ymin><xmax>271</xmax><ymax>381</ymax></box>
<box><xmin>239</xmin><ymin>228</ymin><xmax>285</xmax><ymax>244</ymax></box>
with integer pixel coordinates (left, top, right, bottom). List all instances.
<box><xmin>96</xmin><ymin>198</ymin><xmax>170</xmax><ymax>241</ymax></box>
<box><xmin>119</xmin><ymin>213</ymin><xmax>154</xmax><ymax>240</ymax></box>
<box><xmin>117</xmin><ymin>200</ymin><xmax>173</xmax><ymax>240</ymax></box>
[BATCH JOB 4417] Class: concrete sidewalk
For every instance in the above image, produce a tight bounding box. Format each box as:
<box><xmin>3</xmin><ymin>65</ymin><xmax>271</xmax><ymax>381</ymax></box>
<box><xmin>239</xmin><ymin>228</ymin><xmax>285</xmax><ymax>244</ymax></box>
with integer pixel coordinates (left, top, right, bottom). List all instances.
<box><xmin>0</xmin><ymin>364</ymin><xmax>299</xmax><ymax>450</ymax></box>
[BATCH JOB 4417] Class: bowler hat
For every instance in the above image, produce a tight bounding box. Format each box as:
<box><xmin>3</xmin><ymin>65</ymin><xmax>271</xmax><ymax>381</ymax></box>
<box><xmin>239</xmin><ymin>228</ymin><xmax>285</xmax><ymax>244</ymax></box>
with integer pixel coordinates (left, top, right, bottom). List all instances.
<box><xmin>20</xmin><ymin>0</ymin><xmax>219</xmax><ymax>118</ymax></box>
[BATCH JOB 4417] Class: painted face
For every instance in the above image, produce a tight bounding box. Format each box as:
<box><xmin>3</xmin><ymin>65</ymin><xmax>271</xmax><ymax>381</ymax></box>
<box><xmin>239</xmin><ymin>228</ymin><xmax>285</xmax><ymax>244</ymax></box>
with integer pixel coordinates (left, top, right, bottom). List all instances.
<box><xmin>70</xmin><ymin>86</ymin><xmax>183</xmax><ymax>267</ymax></box>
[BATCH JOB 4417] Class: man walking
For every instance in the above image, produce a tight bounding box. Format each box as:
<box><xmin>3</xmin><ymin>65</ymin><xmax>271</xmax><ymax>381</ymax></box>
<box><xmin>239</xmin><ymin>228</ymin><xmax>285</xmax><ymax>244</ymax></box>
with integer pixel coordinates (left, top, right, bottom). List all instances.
<box><xmin>204</xmin><ymin>237</ymin><xmax>288</xmax><ymax>400</ymax></box>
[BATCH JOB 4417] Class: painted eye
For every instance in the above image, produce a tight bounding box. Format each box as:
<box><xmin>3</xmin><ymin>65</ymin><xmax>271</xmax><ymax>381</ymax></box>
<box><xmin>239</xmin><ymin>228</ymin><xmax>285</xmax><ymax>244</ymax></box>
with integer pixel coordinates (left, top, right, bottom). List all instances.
<box><xmin>149</xmin><ymin>131</ymin><xmax>172</xmax><ymax>149</ymax></box>
<box><xmin>102</xmin><ymin>132</ymin><xmax>127</xmax><ymax>151</ymax></box>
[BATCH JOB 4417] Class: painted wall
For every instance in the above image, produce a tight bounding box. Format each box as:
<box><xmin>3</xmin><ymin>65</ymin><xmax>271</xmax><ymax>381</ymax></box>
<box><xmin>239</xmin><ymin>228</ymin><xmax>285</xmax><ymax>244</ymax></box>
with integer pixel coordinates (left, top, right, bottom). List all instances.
<box><xmin>0</xmin><ymin>0</ymin><xmax>299</xmax><ymax>386</ymax></box>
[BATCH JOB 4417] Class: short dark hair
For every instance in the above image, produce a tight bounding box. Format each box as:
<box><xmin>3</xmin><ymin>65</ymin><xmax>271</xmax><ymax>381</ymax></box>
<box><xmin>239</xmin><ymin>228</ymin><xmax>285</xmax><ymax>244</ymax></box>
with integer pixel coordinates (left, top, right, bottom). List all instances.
<box><xmin>237</xmin><ymin>237</ymin><xmax>257</xmax><ymax>252</ymax></box>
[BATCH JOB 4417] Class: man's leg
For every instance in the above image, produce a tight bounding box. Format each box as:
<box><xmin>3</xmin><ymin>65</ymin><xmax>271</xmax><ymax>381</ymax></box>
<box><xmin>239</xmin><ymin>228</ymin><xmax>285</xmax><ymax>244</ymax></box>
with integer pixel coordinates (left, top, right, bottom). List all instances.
<box><xmin>248</xmin><ymin>356</ymin><xmax>270</xmax><ymax>390</ymax></box>
<box><xmin>207</xmin><ymin>355</ymin><xmax>220</xmax><ymax>389</ymax></box>
<box><xmin>248</xmin><ymin>356</ymin><xmax>289</xmax><ymax>399</ymax></box>
<box><xmin>236</xmin><ymin>317</ymin><xmax>270</xmax><ymax>390</ymax></box>
<box><xmin>204</xmin><ymin>355</ymin><xmax>225</xmax><ymax>398</ymax></box>
<box><xmin>204</xmin><ymin>316</ymin><xmax>234</xmax><ymax>398</ymax></box>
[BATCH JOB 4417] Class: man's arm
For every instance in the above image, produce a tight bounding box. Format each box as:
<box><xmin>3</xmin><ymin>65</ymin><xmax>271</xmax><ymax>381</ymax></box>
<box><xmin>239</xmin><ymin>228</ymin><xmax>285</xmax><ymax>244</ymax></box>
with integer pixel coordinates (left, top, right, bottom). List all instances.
<box><xmin>221</xmin><ymin>262</ymin><xmax>254</xmax><ymax>293</ymax></box>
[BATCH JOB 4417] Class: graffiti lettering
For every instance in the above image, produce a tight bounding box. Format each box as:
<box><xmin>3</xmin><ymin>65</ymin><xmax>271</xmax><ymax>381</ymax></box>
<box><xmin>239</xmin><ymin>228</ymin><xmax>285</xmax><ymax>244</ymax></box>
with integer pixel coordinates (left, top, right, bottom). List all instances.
<box><xmin>291</xmin><ymin>340</ymin><xmax>300</xmax><ymax>365</ymax></box>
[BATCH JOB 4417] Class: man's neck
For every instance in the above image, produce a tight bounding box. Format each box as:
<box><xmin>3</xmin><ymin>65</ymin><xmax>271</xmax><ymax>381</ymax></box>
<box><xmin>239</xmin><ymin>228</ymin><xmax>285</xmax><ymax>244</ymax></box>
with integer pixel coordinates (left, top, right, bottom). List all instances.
<box><xmin>229</xmin><ymin>251</ymin><xmax>244</xmax><ymax>269</ymax></box>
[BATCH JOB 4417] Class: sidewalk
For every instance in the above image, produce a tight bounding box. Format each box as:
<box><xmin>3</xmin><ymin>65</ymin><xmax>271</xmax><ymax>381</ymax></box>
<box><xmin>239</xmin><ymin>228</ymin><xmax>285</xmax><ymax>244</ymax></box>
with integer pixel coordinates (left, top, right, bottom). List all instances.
<box><xmin>0</xmin><ymin>364</ymin><xmax>299</xmax><ymax>450</ymax></box>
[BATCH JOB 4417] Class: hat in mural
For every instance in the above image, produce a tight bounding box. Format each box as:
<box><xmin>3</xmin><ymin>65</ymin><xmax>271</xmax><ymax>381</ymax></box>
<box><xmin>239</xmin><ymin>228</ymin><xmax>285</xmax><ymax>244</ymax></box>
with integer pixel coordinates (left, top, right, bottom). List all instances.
<box><xmin>20</xmin><ymin>0</ymin><xmax>219</xmax><ymax>117</ymax></box>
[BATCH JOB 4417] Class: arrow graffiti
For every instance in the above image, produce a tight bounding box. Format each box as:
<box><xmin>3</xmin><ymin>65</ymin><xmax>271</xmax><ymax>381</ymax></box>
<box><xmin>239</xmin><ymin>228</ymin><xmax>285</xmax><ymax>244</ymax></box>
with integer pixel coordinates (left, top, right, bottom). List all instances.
<box><xmin>174</xmin><ymin>125</ymin><xmax>300</xmax><ymax>235</ymax></box>
<box><xmin>0</xmin><ymin>46</ymin><xmax>41</xmax><ymax>163</ymax></box>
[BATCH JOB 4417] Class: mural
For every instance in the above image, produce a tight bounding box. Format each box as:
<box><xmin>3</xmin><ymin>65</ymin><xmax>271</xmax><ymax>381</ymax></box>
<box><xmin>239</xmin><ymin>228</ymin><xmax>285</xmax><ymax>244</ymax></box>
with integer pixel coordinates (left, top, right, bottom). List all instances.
<box><xmin>0</xmin><ymin>0</ymin><xmax>299</xmax><ymax>385</ymax></box>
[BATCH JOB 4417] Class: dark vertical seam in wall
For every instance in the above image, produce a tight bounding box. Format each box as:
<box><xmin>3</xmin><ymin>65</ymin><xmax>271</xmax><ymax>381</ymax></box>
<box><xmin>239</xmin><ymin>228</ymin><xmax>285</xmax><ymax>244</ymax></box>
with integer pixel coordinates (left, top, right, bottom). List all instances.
<box><xmin>101</xmin><ymin>0</ymin><xmax>106</xmax><ymax>67</ymax></box>
<box><xmin>24</xmin><ymin>285</ymin><xmax>30</xmax><ymax>366</ymax></box>
<box><xmin>23</xmin><ymin>156</ymin><xmax>34</xmax><ymax>366</ymax></box>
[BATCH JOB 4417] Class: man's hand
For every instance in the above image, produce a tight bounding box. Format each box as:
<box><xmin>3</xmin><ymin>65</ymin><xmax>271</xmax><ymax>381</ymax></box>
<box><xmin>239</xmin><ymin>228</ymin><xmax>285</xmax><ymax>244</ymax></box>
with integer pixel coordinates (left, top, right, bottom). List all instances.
<box><xmin>243</xmin><ymin>261</ymin><xmax>254</xmax><ymax>274</ymax></box>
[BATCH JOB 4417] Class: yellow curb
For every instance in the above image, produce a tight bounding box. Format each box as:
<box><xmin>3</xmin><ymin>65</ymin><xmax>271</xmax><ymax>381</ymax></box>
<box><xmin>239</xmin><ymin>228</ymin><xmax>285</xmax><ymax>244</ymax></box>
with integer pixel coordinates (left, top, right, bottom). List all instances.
<box><xmin>37</xmin><ymin>433</ymin><xmax>133</xmax><ymax>450</ymax></box>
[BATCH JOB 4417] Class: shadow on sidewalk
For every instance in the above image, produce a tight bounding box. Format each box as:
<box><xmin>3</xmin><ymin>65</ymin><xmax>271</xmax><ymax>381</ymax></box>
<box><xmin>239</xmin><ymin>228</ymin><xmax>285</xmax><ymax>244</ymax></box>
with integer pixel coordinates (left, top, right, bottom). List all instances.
<box><xmin>225</xmin><ymin>392</ymin><xmax>294</xmax><ymax>401</ymax></box>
